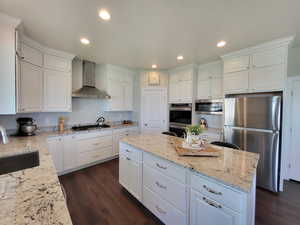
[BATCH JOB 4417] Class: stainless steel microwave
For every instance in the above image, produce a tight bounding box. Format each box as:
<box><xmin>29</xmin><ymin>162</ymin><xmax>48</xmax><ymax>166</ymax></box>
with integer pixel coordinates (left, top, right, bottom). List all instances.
<box><xmin>195</xmin><ymin>99</ymin><xmax>223</xmax><ymax>115</ymax></box>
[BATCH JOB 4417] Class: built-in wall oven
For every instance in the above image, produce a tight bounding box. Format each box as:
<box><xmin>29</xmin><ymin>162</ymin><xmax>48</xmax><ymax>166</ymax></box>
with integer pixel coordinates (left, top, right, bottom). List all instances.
<box><xmin>169</xmin><ymin>104</ymin><xmax>192</xmax><ymax>137</ymax></box>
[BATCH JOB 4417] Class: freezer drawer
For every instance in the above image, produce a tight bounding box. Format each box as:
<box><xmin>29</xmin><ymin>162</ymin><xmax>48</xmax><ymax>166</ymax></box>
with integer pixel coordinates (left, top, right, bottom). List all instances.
<box><xmin>224</xmin><ymin>126</ymin><xmax>280</xmax><ymax>192</ymax></box>
<box><xmin>245</xmin><ymin>129</ymin><xmax>280</xmax><ymax>192</ymax></box>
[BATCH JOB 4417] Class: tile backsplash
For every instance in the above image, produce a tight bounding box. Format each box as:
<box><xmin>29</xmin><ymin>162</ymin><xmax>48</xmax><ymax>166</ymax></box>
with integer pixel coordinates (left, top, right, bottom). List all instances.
<box><xmin>0</xmin><ymin>98</ymin><xmax>134</xmax><ymax>130</ymax></box>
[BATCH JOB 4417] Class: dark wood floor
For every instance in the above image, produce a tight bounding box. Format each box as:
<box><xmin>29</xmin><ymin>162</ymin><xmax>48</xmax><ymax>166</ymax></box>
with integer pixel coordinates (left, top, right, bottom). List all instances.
<box><xmin>59</xmin><ymin>159</ymin><xmax>300</xmax><ymax>225</ymax></box>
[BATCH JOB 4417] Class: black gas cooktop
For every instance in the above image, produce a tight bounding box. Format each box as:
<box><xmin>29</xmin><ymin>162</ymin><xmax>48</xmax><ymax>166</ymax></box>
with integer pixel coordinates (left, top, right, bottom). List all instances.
<box><xmin>71</xmin><ymin>124</ymin><xmax>110</xmax><ymax>131</ymax></box>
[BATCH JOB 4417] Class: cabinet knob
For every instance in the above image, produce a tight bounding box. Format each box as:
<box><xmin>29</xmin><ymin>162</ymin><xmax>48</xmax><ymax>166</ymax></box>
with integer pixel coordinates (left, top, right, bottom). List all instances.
<box><xmin>144</xmin><ymin>123</ymin><xmax>148</xmax><ymax>127</ymax></box>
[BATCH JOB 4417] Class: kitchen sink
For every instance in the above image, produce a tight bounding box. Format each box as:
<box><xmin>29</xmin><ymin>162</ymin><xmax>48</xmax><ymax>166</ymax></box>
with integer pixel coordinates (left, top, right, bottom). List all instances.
<box><xmin>0</xmin><ymin>151</ymin><xmax>40</xmax><ymax>175</ymax></box>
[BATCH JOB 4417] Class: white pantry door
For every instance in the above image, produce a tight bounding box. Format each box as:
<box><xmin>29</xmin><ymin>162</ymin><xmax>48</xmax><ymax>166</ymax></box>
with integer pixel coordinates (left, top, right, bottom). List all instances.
<box><xmin>290</xmin><ymin>79</ymin><xmax>300</xmax><ymax>182</ymax></box>
<box><xmin>141</xmin><ymin>88</ymin><xmax>168</xmax><ymax>134</ymax></box>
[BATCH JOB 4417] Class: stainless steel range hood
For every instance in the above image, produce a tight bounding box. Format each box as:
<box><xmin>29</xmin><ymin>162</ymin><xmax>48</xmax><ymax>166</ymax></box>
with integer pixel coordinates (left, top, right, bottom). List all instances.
<box><xmin>72</xmin><ymin>60</ymin><xmax>111</xmax><ymax>99</ymax></box>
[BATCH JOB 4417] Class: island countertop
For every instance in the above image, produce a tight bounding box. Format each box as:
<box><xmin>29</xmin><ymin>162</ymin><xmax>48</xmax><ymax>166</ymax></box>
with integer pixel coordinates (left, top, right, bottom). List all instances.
<box><xmin>121</xmin><ymin>134</ymin><xmax>259</xmax><ymax>192</ymax></box>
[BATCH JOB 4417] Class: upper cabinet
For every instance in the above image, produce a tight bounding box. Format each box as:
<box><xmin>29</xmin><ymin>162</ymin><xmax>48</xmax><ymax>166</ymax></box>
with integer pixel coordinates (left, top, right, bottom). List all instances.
<box><xmin>16</xmin><ymin>36</ymin><xmax>75</xmax><ymax>113</ymax></box>
<box><xmin>168</xmin><ymin>65</ymin><xmax>196</xmax><ymax>103</ymax></box>
<box><xmin>97</xmin><ymin>64</ymin><xmax>136</xmax><ymax>111</ymax></box>
<box><xmin>0</xmin><ymin>13</ymin><xmax>21</xmax><ymax>115</ymax></box>
<box><xmin>221</xmin><ymin>37</ymin><xmax>293</xmax><ymax>94</ymax></box>
<box><xmin>197</xmin><ymin>61</ymin><xmax>223</xmax><ymax>100</ymax></box>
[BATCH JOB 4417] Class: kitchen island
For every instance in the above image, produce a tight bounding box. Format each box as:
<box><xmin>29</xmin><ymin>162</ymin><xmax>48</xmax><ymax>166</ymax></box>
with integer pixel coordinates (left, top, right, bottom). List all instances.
<box><xmin>119</xmin><ymin>134</ymin><xmax>259</xmax><ymax>225</ymax></box>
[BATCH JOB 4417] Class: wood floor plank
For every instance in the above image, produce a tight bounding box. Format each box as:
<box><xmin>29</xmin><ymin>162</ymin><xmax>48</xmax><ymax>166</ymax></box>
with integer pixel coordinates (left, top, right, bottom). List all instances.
<box><xmin>59</xmin><ymin>159</ymin><xmax>300</xmax><ymax>225</ymax></box>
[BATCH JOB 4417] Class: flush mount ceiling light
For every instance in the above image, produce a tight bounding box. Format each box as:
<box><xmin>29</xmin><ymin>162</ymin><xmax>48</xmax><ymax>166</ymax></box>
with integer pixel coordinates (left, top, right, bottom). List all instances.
<box><xmin>152</xmin><ymin>64</ymin><xmax>157</xmax><ymax>69</ymax></box>
<box><xmin>177</xmin><ymin>55</ymin><xmax>184</xmax><ymax>60</ymax></box>
<box><xmin>99</xmin><ymin>9</ymin><xmax>111</xmax><ymax>21</ymax></box>
<box><xmin>80</xmin><ymin>38</ymin><xmax>90</xmax><ymax>45</ymax></box>
<box><xmin>217</xmin><ymin>40</ymin><xmax>226</xmax><ymax>48</ymax></box>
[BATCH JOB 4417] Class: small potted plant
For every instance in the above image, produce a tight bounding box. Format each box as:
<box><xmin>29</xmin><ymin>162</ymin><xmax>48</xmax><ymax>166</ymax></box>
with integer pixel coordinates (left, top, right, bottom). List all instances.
<box><xmin>185</xmin><ymin>125</ymin><xmax>203</xmax><ymax>144</ymax></box>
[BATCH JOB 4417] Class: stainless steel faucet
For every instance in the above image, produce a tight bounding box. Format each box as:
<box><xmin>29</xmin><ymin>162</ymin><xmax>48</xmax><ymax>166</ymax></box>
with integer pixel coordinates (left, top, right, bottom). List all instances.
<box><xmin>0</xmin><ymin>126</ymin><xmax>9</xmax><ymax>144</ymax></box>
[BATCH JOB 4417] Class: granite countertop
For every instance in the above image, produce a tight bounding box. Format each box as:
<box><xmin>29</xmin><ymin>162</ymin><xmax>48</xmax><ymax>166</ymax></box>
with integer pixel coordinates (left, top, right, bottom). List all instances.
<box><xmin>121</xmin><ymin>134</ymin><xmax>259</xmax><ymax>192</ymax></box>
<box><xmin>0</xmin><ymin>133</ymin><xmax>73</xmax><ymax>225</ymax></box>
<box><xmin>0</xmin><ymin>123</ymin><xmax>138</xmax><ymax>225</ymax></box>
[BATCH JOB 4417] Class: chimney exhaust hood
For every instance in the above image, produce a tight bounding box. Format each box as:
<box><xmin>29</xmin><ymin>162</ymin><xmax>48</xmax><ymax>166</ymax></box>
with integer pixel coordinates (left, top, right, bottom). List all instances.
<box><xmin>72</xmin><ymin>60</ymin><xmax>111</xmax><ymax>99</ymax></box>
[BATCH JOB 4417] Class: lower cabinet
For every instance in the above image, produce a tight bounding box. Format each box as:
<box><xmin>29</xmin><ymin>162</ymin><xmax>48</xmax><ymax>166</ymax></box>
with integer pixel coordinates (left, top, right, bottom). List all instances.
<box><xmin>113</xmin><ymin>127</ymin><xmax>139</xmax><ymax>156</ymax></box>
<box><xmin>119</xmin><ymin>142</ymin><xmax>255</xmax><ymax>225</ymax></box>
<box><xmin>119</xmin><ymin>145</ymin><xmax>142</xmax><ymax>200</ymax></box>
<box><xmin>47</xmin><ymin>137</ymin><xmax>64</xmax><ymax>174</ymax></box>
<box><xmin>190</xmin><ymin>190</ymin><xmax>241</xmax><ymax>225</ymax></box>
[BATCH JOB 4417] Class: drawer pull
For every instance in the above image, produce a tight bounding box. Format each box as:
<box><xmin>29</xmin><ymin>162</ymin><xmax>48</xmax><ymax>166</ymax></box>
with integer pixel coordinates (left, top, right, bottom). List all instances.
<box><xmin>203</xmin><ymin>185</ymin><xmax>222</xmax><ymax>196</ymax></box>
<box><xmin>156</xmin><ymin>163</ymin><xmax>167</xmax><ymax>170</ymax></box>
<box><xmin>155</xmin><ymin>205</ymin><xmax>167</xmax><ymax>215</ymax></box>
<box><xmin>126</xmin><ymin>157</ymin><xmax>131</xmax><ymax>161</ymax></box>
<box><xmin>155</xmin><ymin>181</ymin><xmax>167</xmax><ymax>190</ymax></box>
<box><xmin>203</xmin><ymin>197</ymin><xmax>222</xmax><ymax>209</ymax></box>
<box><xmin>93</xmin><ymin>154</ymin><xmax>101</xmax><ymax>158</ymax></box>
<box><xmin>126</xmin><ymin>149</ymin><xmax>131</xmax><ymax>153</ymax></box>
<box><xmin>93</xmin><ymin>143</ymin><xmax>100</xmax><ymax>146</ymax></box>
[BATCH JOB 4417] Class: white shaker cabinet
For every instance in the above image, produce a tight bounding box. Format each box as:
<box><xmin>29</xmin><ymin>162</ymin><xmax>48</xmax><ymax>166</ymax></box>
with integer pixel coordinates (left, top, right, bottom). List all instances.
<box><xmin>21</xmin><ymin>43</ymin><xmax>43</xmax><ymax>67</ymax></box>
<box><xmin>221</xmin><ymin>37</ymin><xmax>293</xmax><ymax>94</ymax></box>
<box><xmin>197</xmin><ymin>61</ymin><xmax>223</xmax><ymax>99</ymax></box>
<box><xmin>190</xmin><ymin>190</ymin><xmax>240</xmax><ymax>225</ymax></box>
<box><xmin>47</xmin><ymin>137</ymin><xmax>64</xmax><ymax>174</ymax></box>
<box><xmin>44</xmin><ymin>54</ymin><xmax>71</xmax><ymax>72</ymax></box>
<box><xmin>119</xmin><ymin>143</ymin><xmax>142</xmax><ymax>200</ymax></box>
<box><xmin>18</xmin><ymin>61</ymin><xmax>43</xmax><ymax>112</ymax></box>
<box><xmin>63</xmin><ymin>135</ymin><xmax>78</xmax><ymax>171</ymax></box>
<box><xmin>43</xmin><ymin>69</ymin><xmax>71</xmax><ymax>112</ymax></box>
<box><xmin>169</xmin><ymin>66</ymin><xmax>195</xmax><ymax>103</ymax></box>
<box><xmin>112</xmin><ymin>127</ymin><xmax>139</xmax><ymax>156</ymax></box>
<box><xmin>97</xmin><ymin>64</ymin><xmax>135</xmax><ymax>111</ymax></box>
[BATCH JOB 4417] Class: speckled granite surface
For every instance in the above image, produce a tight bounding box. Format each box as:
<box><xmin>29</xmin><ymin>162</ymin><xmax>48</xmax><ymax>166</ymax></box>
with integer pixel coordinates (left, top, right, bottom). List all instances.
<box><xmin>0</xmin><ymin>133</ymin><xmax>73</xmax><ymax>225</ymax></box>
<box><xmin>0</xmin><ymin>124</ymin><xmax>138</xmax><ymax>225</ymax></box>
<box><xmin>121</xmin><ymin>134</ymin><xmax>259</xmax><ymax>192</ymax></box>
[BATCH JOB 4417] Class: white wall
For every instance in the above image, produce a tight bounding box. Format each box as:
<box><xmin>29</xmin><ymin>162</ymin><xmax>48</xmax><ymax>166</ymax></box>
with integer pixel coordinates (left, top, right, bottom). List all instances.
<box><xmin>0</xmin><ymin>98</ymin><xmax>133</xmax><ymax>130</ymax></box>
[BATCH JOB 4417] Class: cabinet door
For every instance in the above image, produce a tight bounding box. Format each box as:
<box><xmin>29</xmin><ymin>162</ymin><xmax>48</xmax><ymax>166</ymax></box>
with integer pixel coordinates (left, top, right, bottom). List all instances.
<box><xmin>197</xmin><ymin>79</ymin><xmax>211</xmax><ymax>99</ymax></box>
<box><xmin>119</xmin><ymin>155</ymin><xmax>130</xmax><ymax>189</ymax></box>
<box><xmin>223</xmin><ymin>71</ymin><xmax>249</xmax><ymax>94</ymax></box>
<box><xmin>124</xmin><ymin>81</ymin><xmax>133</xmax><ymax>111</ymax></box>
<box><xmin>223</xmin><ymin>56</ymin><xmax>250</xmax><ymax>74</ymax></box>
<box><xmin>18</xmin><ymin>61</ymin><xmax>43</xmax><ymax>112</ymax></box>
<box><xmin>211</xmin><ymin>77</ymin><xmax>223</xmax><ymax>99</ymax></box>
<box><xmin>107</xmin><ymin>79</ymin><xmax>124</xmax><ymax>111</ymax></box>
<box><xmin>44</xmin><ymin>69</ymin><xmax>71</xmax><ymax>112</ymax></box>
<box><xmin>190</xmin><ymin>190</ymin><xmax>240</xmax><ymax>225</ymax></box>
<box><xmin>127</xmin><ymin>158</ymin><xmax>142</xmax><ymax>200</ymax></box>
<box><xmin>44</xmin><ymin>54</ymin><xmax>71</xmax><ymax>72</ymax></box>
<box><xmin>63</xmin><ymin>135</ymin><xmax>78</xmax><ymax>171</ymax></box>
<box><xmin>252</xmin><ymin>47</ymin><xmax>286</xmax><ymax>68</ymax></box>
<box><xmin>21</xmin><ymin>44</ymin><xmax>43</xmax><ymax>67</ymax></box>
<box><xmin>169</xmin><ymin>82</ymin><xmax>179</xmax><ymax>103</ymax></box>
<box><xmin>47</xmin><ymin>138</ymin><xmax>64</xmax><ymax>173</ymax></box>
<box><xmin>180</xmin><ymin>80</ymin><xmax>193</xmax><ymax>103</ymax></box>
<box><xmin>249</xmin><ymin>64</ymin><xmax>285</xmax><ymax>92</ymax></box>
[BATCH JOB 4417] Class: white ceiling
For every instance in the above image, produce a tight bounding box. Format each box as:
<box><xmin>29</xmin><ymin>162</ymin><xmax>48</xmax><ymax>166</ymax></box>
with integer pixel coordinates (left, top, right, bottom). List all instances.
<box><xmin>0</xmin><ymin>0</ymin><xmax>299</xmax><ymax>69</ymax></box>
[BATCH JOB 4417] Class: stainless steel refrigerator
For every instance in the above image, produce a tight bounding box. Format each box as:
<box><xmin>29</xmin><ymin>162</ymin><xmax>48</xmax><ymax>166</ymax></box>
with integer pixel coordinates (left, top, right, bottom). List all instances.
<box><xmin>224</xmin><ymin>92</ymin><xmax>282</xmax><ymax>192</ymax></box>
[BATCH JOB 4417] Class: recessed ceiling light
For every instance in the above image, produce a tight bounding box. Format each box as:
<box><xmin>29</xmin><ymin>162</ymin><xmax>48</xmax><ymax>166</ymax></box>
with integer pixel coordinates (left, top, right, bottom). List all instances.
<box><xmin>99</xmin><ymin>9</ymin><xmax>111</xmax><ymax>21</ymax></box>
<box><xmin>80</xmin><ymin>38</ymin><xmax>90</xmax><ymax>45</ymax></box>
<box><xmin>217</xmin><ymin>41</ymin><xmax>226</xmax><ymax>48</ymax></box>
<box><xmin>177</xmin><ymin>55</ymin><xmax>184</xmax><ymax>60</ymax></box>
<box><xmin>152</xmin><ymin>64</ymin><xmax>157</xmax><ymax>69</ymax></box>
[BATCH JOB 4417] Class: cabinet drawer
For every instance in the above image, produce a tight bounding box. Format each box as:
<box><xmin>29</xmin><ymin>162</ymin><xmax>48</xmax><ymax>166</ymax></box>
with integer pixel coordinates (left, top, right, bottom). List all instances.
<box><xmin>77</xmin><ymin>135</ymin><xmax>112</xmax><ymax>153</ymax></box>
<box><xmin>144</xmin><ymin>152</ymin><xmax>186</xmax><ymax>184</ymax></box>
<box><xmin>191</xmin><ymin>173</ymin><xmax>243</xmax><ymax>213</ymax></box>
<box><xmin>78</xmin><ymin>147</ymin><xmax>112</xmax><ymax>165</ymax></box>
<box><xmin>21</xmin><ymin>43</ymin><xmax>43</xmax><ymax>67</ymax></box>
<box><xmin>44</xmin><ymin>54</ymin><xmax>71</xmax><ymax>72</ymax></box>
<box><xmin>143</xmin><ymin>186</ymin><xmax>186</xmax><ymax>225</ymax></box>
<box><xmin>120</xmin><ymin>143</ymin><xmax>142</xmax><ymax>162</ymax></box>
<box><xmin>190</xmin><ymin>190</ymin><xmax>241</xmax><ymax>225</ymax></box>
<box><xmin>143</xmin><ymin>165</ymin><xmax>186</xmax><ymax>212</ymax></box>
<box><xmin>76</xmin><ymin>130</ymin><xmax>113</xmax><ymax>140</ymax></box>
